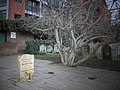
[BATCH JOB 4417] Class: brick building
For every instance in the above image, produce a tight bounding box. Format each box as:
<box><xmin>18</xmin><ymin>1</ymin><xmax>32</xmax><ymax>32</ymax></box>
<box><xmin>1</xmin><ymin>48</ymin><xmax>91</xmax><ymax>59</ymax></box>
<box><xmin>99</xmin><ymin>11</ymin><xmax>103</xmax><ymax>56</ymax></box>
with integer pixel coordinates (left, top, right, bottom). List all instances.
<box><xmin>0</xmin><ymin>0</ymin><xmax>111</xmax><ymax>55</ymax></box>
<box><xmin>0</xmin><ymin>0</ymin><xmax>40</xmax><ymax>55</ymax></box>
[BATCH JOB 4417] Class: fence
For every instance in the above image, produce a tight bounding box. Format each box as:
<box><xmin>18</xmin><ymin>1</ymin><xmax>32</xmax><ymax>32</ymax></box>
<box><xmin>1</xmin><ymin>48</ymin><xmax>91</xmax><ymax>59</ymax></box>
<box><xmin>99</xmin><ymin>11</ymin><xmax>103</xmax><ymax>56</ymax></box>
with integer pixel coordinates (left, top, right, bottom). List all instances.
<box><xmin>96</xmin><ymin>42</ymin><xmax>120</xmax><ymax>61</ymax></box>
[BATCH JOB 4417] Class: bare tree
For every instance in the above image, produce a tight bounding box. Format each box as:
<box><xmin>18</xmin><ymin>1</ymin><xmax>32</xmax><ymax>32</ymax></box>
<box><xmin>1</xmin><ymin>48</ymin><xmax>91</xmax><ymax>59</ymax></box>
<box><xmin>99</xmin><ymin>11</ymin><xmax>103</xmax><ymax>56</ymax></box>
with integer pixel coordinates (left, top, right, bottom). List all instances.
<box><xmin>106</xmin><ymin>0</ymin><xmax>120</xmax><ymax>42</ymax></box>
<box><xmin>21</xmin><ymin>0</ymin><xmax>118</xmax><ymax>66</ymax></box>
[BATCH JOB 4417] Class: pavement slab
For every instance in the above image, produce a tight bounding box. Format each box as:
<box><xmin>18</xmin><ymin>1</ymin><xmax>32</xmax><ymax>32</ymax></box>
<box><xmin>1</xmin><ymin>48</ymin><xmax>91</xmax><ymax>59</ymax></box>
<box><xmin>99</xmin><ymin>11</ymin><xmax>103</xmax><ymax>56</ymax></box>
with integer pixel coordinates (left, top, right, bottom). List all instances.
<box><xmin>0</xmin><ymin>55</ymin><xmax>120</xmax><ymax>90</ymax></box>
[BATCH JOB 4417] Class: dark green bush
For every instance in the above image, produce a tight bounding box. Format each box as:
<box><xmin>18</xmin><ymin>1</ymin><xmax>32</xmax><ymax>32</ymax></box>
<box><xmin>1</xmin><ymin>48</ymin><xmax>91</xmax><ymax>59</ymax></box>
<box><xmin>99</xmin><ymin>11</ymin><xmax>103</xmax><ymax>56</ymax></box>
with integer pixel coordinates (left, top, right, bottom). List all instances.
<box><xmin>25</xmin><ymin>39</ymin><xmax>55</xmax><ymax>54</ymax></box>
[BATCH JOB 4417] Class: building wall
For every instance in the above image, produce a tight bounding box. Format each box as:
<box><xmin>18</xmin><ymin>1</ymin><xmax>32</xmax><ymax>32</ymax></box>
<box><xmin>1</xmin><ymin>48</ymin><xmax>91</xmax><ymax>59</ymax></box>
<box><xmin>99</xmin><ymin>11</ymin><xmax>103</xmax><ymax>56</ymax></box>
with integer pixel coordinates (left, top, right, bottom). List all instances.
<box><xmin>0</xmin><ymin>43</ymin><xmax>18</xmax><ymax>56</ymax></box>
<box><xmin>17</xmin><ymin>32</ymin><xmax>34</xmax><ymax>52</ymax></box>
<box><xmin>0</xmin><ymin>31</ymin><xmax>34</xmax><ymax>55</ymax></box>
<box><xmin>7</xmin><ymin>31</ymin><xmax>34</xmax><ymax>53</ymax></box>
<box><xmin>0</xmin><ymin>0</ymin><xmax>39</xmax><ymax>55</ymax></box>
<box><xmin>75</xmin><ymin>0</ymin><xmax>111</xmax><ymax>24</ymax></box>
<box><xmin>8</xmin><ymin>0</ymin><xmax>25</xmax><ymax>20</ymax></box>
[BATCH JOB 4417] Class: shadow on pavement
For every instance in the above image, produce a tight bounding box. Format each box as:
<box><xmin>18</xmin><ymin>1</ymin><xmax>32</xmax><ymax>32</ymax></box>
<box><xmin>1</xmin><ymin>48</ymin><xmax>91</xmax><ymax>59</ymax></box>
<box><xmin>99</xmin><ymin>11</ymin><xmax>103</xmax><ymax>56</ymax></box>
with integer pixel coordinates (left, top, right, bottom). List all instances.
<box><xmin>80</xmin><ymin>58</ymin><xmax>120</xmax><ymax>72</ymax></box>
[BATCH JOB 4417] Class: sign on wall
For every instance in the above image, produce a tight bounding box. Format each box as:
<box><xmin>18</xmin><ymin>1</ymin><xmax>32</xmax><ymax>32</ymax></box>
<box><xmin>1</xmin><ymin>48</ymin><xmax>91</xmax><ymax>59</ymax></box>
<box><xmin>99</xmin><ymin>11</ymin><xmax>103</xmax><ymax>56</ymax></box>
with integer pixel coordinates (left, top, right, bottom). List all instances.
<box><xmin>11</xmin><ymin>32</ymin><xmax>16</xmax><ymax>38</ymax></box>
<box><xmin>18</xmin><ymin>54</ymin><xmax>34</xmax><ymax>82</ymax></box>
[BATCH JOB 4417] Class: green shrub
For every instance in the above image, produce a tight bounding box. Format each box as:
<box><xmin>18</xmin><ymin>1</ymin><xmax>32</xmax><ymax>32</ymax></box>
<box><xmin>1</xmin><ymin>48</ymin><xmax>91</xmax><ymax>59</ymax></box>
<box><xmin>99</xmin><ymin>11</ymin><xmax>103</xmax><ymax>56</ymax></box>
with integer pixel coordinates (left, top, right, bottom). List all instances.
<box><xmin>25</xmin><ymin>39</ymin><xmax>55</xmax><ymax>54</ymax></box>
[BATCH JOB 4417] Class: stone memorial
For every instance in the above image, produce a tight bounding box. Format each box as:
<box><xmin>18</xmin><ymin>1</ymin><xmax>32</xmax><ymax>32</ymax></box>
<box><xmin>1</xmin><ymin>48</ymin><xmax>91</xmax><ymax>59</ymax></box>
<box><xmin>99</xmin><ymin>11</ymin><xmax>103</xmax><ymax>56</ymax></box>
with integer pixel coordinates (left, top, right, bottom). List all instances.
<box><xmin>54</xmin><ymin>44</ymin><xmax>59</xmax><ymax>52</ymax></box>
<box><xmin>39</xmin><ymin>44</ymin><xmax>47</xmax><ymax>54</ymax></box>
<box><xmin>18</xmin><ymin>54</ymin><xmax>34</xmax><ymax>82</ymax></box>
<box><xmin>47</xmin><ymin>45</ymin><xmax>53</xmax><ymax>53</ymax></box>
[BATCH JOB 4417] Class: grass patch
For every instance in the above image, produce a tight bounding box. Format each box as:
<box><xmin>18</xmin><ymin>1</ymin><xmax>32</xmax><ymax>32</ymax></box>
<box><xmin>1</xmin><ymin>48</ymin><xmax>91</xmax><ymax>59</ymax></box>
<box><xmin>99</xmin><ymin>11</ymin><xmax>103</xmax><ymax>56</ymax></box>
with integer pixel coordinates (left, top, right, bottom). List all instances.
<box><xmin>35</xmin><ymin>53</ymin><xmax>61</xmax><ymax>62</ymax></box>
<box><xmin>112</xmin><ymin>55</ymin><xmax>120</xmax><ymax>61</ymax></box>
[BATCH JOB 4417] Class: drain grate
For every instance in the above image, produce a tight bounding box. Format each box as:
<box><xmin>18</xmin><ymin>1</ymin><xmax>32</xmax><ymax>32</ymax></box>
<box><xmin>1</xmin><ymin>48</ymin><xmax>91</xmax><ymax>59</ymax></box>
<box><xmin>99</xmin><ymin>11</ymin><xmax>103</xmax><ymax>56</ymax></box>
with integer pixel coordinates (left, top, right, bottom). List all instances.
<box><xmin>88</xmin><ymin>76</ymin><xmax>97</xmax><ymax>80</ymax></box>
<box><xmin>48</xmin><ymin>72</ymin><xmax>54</xmax><ymax>74</ymax></box>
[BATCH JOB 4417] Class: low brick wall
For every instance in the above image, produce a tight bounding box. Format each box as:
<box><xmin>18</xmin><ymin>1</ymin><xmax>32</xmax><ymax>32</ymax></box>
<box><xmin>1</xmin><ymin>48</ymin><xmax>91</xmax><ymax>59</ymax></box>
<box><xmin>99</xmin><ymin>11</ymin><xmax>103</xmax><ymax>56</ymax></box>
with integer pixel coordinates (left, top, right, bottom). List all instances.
<box><xmin>0</xmin><ymin>43</ymin><xmax>18</xmax><ymax>56</ymax></box>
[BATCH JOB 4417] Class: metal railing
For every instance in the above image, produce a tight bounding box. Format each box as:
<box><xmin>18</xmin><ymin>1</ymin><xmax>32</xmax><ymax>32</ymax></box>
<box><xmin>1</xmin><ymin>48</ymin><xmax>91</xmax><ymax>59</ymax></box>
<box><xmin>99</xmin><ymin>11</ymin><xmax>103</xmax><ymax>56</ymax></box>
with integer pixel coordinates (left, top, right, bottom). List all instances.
<box><xmin>96</xmin><ymin>42</ymin><xmax>120</xmax><ymax>61</ymax></box>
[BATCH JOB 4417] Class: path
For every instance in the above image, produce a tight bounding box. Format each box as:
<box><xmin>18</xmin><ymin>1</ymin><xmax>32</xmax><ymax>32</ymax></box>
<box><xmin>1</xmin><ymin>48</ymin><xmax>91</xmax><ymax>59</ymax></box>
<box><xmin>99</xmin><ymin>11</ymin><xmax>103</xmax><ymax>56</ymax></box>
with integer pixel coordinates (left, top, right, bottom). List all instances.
<box><xmin>0</xmin><ymin>55</ymin><xmax>120</xmax><ymax>90</ymax></box>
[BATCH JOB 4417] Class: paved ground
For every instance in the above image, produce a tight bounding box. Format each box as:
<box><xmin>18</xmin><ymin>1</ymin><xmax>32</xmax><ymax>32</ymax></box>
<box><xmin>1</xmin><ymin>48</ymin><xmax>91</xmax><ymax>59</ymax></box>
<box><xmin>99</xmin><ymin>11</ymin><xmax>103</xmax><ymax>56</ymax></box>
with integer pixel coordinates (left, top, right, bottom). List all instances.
<box><xmin>80</xmin><ymin>58</ymin><xmax>120</xmax><ymax>72</ymax></box>
<box><xmin>0</xmin><ymin>55</ymin><xmax>120</xmax><ymax>90</ymax></box>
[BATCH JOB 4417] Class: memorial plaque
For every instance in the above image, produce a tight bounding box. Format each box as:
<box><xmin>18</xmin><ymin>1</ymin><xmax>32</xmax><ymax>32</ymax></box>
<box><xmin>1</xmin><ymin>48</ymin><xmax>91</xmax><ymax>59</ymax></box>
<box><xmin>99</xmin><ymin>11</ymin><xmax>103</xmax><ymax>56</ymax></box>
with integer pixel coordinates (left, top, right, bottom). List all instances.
<box><xmin>18</xmin><ymin>54</ymin><xmax>34</xmax><ymax>82</ymax></box>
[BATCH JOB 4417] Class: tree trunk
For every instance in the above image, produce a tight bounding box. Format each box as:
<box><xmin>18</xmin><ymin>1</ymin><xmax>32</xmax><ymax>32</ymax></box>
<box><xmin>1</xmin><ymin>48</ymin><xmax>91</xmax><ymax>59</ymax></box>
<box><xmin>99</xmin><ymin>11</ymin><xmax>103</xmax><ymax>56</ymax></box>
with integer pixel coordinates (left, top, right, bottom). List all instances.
<box><xmin>73</xmin><ymin>43</ymin><xmax>102</xmax><ymax>66</ymax></box>
<box><xmin>58</xmin><ymin>49</ymin><xmax>76</xmax><ymax>66</ymax></box>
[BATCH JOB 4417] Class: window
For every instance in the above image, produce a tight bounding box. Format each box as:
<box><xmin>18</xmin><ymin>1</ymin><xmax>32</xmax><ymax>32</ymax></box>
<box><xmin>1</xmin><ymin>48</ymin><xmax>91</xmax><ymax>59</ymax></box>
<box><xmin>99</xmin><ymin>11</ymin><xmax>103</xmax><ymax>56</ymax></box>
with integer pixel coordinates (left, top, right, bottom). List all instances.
<box><xmin>14</xmin><ymin>14</ymin><xmax>21</xmax><ymax>19</ymax></box>
<box><xmin>0</xmin><ymin>33</ymin><xmax>6</xmax><ymax>44</ymax></box>
<box><xmin>0</xmin><ymin>10</ymin><xmax>7</xmax><ymax>19</ymax></box>
<box><xmin>26</xmin><ymin>0</ymin><xmax>40</xmax><ymax>12</ymax></box>
<box><xmin>26</xmin><ymin>0</ymin><xmax>33</xmax><ymax>12</ymax></box>
<box><xmin>26</xmin><ymin>0</ymin><xmax>33</xmax><ymax>6</ymax></box>
<box><xmin>16</xmin><ymin>0</ymin><xmax>22</xmax><ymax>3</ymax></box>
<box><xmin>0</xmin><ymin>0</ymin><xmax>7</xmax><ymax>7</ymax></box>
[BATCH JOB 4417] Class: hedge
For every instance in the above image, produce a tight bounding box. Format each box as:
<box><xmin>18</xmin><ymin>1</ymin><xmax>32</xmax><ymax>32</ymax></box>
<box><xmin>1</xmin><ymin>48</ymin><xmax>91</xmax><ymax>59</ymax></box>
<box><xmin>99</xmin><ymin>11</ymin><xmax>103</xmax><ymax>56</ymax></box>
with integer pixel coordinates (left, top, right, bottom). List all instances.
<box><xmin>25</xmin><ymin>39</ymin><xmax>55</xmax><ymax>54</ymax></box>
